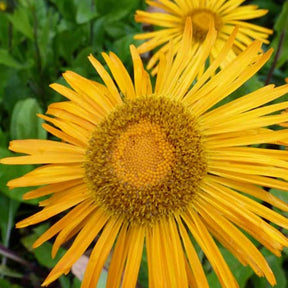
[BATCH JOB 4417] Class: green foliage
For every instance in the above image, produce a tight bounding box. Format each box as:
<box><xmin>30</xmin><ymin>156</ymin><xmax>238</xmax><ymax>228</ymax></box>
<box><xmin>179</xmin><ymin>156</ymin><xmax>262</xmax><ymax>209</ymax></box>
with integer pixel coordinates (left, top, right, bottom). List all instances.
<box><xmin>0</xmin><ymin>0</ymin><xmax>287</xmax><ymax>287</ymax></box>
<box><xmin>272</xmin><ymin>1</ymin><xmax>288</xmax><ymax>68</ymax></box>
<box><xmin>95</xmin><ymin>0</ymin><xmax>140</xmax><ymax>21</ymax></box>
<box><xmin>0</xmin><ymin>278</ymin><xmax>21</xmax><ymax>288</ymax></box>
<box><xmin>10</xmin><ymin>98</ymin><xmax>46</xmax><ymax>140</ymax></box>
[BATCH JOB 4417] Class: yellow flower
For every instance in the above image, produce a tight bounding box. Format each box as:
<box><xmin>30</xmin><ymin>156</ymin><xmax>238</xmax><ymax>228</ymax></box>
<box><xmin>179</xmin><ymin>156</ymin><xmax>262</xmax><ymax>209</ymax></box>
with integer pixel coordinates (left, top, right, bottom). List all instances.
<box><xmin>0</xmin><ymin>1</ymin><xmax>7</xmax><ymax>11</ymax></box>
<box><xmin>135</xmin><ymin>0</ymin><xmax>273</xmax><ymax>74</ymax></box>
<box><xmin>2</xmin><ymin>23</ymin><xmax>288</xmax><ymax>287</ymax></box>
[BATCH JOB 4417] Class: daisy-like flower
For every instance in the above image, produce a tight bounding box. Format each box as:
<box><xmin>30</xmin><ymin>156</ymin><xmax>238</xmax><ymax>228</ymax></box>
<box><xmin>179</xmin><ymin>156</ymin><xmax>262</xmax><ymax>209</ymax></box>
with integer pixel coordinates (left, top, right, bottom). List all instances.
<box><xmin>135</xmin><ymin>0</ymin><xmax>273</xmax><ymax>74</ymax></box>
<box><xmin>2</xmin><ymin>21</ymin><xmax>288</xmax><ymax>288</ymax></box>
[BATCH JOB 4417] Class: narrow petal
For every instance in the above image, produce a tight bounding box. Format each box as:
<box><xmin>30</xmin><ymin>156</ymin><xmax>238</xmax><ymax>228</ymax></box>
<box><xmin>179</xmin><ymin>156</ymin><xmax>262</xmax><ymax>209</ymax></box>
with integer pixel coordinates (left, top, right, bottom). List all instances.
<box><xmin>176</xmin><ymin>215</ymin><xmax>209</xmax><ymax>288</ymax></box>
<box><xmin>22</xmin><ymin>179</ymin><xmax>82</xmax><ymax>200</ymax></box>
<box><xmin>106</xmin><ymin>223</ymin><xmax>129</xmax><ymax>288</ymax></box>
<box><xmin>42</xmin><ymin>208</ymin><xmax>109</xmax><ymax>286</ymax></box>
<box><xmin>130</xmin><ymin>45</ymin><xmax>152</xmax><ymax>97</ymax></box>
<box><xmin>63</xmin><ymin>71</ymin><xmax>115</xmax><ymax>115</ymax></box>
<box><xmin>42</xmin><ymin>123</ymin><xmax>84</xmax><ymax>147</ymax></box>
<box><xmin>8</xmin><ymin>164</ymin><xmax>84</xmax><ymax>188</ymax></box>
<box><xmin>33</xmin><ymin>200</ymin><xmax>94</xmax><ymax>248</ymax></box>
<box><xmin>81</xmin><ymin>217</ymin><xmax>122</xmax><ymax>288</ymax></box>
<box><xmin>206</xmin><ymin>129</ymin><xmax>288</xmax><ymax>148</ymax></box>
<box><xmin>16</xmin><ymin>185</ymin><xmax>87</xmax><ymax>228</ymax></box>
<box><xmin>209</xmin><ymin>174</ymin><xmax>288</xmax><ymax>211</ymax></box>
<box><xmin>102</xmin><ymin>52</ymin><xmax>136</xmax><ymax>99</ymax></box>
<box><xmin>49</xmin><ymin>83</ymin><xmax>104</xmax><ymax>121</ymax></box>
<box><xmin>204</xmin><ymin>178</ymin><xmax>288</xmax><ymax>229</ymax></box>
<box><xmin>88</xmin><ymin>54</ymin><xmax>122</xmax><ymax>105</ymax></box>
<box><xmin>146</xmin><ymin>222</ymin><xmax>165</xmax><ymax>287</ymax></box>
<box><xmin>38</xmin><ymin>114</ymin><xmax>90</xmax><ymax>146</ymax></box>
<box><xmin>200</xmin><ymin>181</ymin><xmax>288</xmax><ymax>254</ymax></box>
<box><xmin>121</xmin><ymin>224</ymin><xmax>145</xmax><ymax>287</ymax></box>
<box><xmin>194</xmin><ymin>200</ymin><xmax>276</xmax><ymax>285</ymax></box>
<box><xmin>182</xmin><ymin>209</ymin><xmax>239</xmax><ymax>288</ymax></box>
<box><xmin>47</xmin><ymin>102</ymin><xmax>97</xmax><ymax>130</ymax></box>
<box><xmin>210</xmin><ymin>169</ymin><xmax>288</xmax><ymax>192</ymax></box>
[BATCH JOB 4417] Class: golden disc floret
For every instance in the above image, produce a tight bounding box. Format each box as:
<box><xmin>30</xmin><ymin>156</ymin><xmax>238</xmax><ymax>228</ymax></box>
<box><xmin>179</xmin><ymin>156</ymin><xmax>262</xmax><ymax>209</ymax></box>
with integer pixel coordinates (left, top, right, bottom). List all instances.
<box><xmin>84</xmin><ymin>96</ymin><xmax>207</xmax><ymax>225</ymax></box>
<box><xmin>189</xmin><ymin>9</ymin><xmax>222</xmax><ymax>42</ymax></box>
<box><xmin>111</xmin><ymin>120</ymin><xmax>175</xmax><ymax>188</ymax></box>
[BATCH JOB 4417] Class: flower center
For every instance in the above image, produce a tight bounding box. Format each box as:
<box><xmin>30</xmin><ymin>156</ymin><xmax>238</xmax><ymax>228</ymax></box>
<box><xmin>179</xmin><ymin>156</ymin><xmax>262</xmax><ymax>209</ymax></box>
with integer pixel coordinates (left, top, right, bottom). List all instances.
<box><xmin>189</xmin><ymin>9</ymin><xmax>222</xmax><ymax>42</ymax></box>
<box><xmin>84</xmin><ymin>96</ymin><xmax>207</xmax><ymax>225</ymax></box>
<box><xmin>111</xmin><ymin>121</ymin><xmax>174</xmax><ymax>188</ymax></box>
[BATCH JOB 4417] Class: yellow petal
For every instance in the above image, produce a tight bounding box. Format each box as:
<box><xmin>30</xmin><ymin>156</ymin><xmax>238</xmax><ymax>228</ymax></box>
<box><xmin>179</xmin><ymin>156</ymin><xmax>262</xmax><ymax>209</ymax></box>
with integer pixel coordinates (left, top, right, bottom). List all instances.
<box><xmin>42</xmin><ymin>208</ymin><xmax>109</xmax><ymax>286</ymax></box>
<box><xmin>81</xmin><ymin>217</ymin><xmax>122</xmax><ymax>288</ymax></box>
<box><xmin>121</xmin><ymin>224</ymin><xmax>145</xmax><ymax>287</ymax></box>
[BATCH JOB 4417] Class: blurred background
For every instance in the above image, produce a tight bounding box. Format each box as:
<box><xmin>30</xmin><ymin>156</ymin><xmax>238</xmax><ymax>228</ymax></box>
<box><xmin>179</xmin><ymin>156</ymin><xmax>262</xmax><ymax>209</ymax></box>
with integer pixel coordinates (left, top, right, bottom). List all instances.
<box><xmin>0</xmin><ymin>0</ymin><xmax>287</xmax><ymax>287</ymax></box>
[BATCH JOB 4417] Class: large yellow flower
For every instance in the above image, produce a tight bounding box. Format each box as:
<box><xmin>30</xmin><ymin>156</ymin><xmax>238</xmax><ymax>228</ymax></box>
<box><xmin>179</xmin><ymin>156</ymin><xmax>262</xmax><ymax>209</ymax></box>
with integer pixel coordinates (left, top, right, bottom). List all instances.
<box><xmin>2</xmin><ymin>23</ymin><xmax>288</xmax><ymax>287</ymax></box>
<box><xmin>135</xmin><ymin>0</ymin><xmax>273</xmax><ymax>74</ymax></box>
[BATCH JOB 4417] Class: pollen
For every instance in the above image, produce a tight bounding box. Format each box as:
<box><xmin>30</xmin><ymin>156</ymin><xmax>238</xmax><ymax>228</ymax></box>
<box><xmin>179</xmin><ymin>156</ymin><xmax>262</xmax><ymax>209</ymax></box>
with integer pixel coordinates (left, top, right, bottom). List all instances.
<box><xmin>84</xmin><ymin>96</ymin><xmax>207</xmax><ymax>225</ymax></box>
<box><xmin>189</xmin><ymin>9</ymin><xmax>222</xmax><ymax>42</ymax></box>
<box><xmin>111</xmin><ymin>121</ymin><xmax>174</xmax><ymax>188</ymax></box>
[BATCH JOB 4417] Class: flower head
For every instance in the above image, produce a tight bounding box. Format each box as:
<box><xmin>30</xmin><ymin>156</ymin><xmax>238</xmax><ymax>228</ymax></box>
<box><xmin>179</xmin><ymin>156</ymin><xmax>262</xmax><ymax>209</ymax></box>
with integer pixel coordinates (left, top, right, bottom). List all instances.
<box><xmin>135</xmin><ymin>0</ymin><xmax>273</xmax><ymax>74</ymax></box>
<box><xmin>2</xmin><ymin>23</ymin><xmax>288</xmax><ymax>287</ymax></box>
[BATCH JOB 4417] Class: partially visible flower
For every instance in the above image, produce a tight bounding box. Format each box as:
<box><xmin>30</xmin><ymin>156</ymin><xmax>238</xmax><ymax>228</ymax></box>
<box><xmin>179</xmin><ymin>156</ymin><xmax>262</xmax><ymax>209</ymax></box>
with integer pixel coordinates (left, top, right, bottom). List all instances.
<box><xmin>0</xmin><ymin>1</ymin><xmax>7</xmax><ymax>11</ymax></box>
<box><xmin>135</xmin><ymin>0</ymin><xmax>273</xmax><ymax>74</ymax></box>
<box><xmin>1</xmin><ymin>23</ymin><xmax>288</xmax><ymax>288</ymax></box>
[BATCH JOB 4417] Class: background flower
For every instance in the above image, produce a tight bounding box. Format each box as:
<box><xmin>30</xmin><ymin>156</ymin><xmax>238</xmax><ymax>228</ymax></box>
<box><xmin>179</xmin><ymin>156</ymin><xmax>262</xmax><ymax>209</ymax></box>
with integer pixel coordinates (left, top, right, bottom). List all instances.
<box><xmin>135</xmin><ymin>0</ymin><xmax>273</xmax><ymax>74</ymax></box>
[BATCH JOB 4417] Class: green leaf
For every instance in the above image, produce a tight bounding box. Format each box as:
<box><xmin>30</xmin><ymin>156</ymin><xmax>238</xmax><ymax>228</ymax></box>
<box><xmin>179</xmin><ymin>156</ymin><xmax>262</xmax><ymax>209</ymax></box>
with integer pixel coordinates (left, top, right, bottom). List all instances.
<box><xmin>10</xmin><ymin>98</ymin><xmax>47</xmax><ymax>140</ymax></box>
<box><xmin>49</xmin><ymin>0</ymin><xmax>76</xmax><ymax>22</ymax></box>
<box><xmin>0</xmin><ymin>10</ymin><xmax>9</xmax><ymax>48</ymax></box>
<box><xmin>32</xmin><ymin>0</ymin><xmax>58</xmax><ymax>70</ymax></box>
<box><xmin>0</xmin><ymin>128</ymin><xmax>8</xmax><ymax>147</ymax></box>
<box><xmin>58</xmin><ymin>276</ymin><xmax>71</xmax><ymax>288</ymax></box>
<box><xmin>76</xmin><ymin>0</ymin><xmax>97</xmax><ymax>24</ymax></box>
<box><xmin>0</xmin><ymin>278</ymin><xmax>22</xmax><ymax>288</ymax></box>
<box><xmin>91</xmin><ymin>17</ymin><xmax>106</xmax><ymax>51</ymax></box>
<box><xmin>2</xmin><ymin>73</ymin><xmax>33</xmax><ymax>112</ymax></box>
<box><xmin>37</xmin><ymin>9</ymin><xmax>57</xmax><ymax>69</ymax></box>
<box><xmin>138</xmin><ymin>248</ymin><xmax>148</xmax><ymax>288</ymax></box>
<box><xmin>113</xmin><ymin>34</ymin><xmax>139</xmax><ymax>64</ymax></box>
<box><xmin>0</xmin><ymin>265</ymin><xmax>23</xmax><ymax>278</ymax></box>
<box><xmin>271</xmin><ymin>2</ymin><xmax>288</xmax><ymax>68</ymax></box>
<box><xmin>95</xmin><ymin>0</ymin><xmax>139</xmax><ymax>21</ymax></box>
<box><xmin>274</xmin><ymin>2</ymin><xmax>288</xmax><ymax>32</ymax></box>
<box><xmin>72</xmin><ymin>46</ymin><xmax>96</xmax><ymax>76</ymax></box>
<box><xmin>6</xmin><ymin>7</ymin><xmax>34</xmax><ymax>40</ymax></box>
<box><xmin>73</xmin><ymin>277</ymin><xmax>81</xmax><ymax>288</ymax></box>
<box><xmin>0</xmin><ymin>49</ymin><xmax>26</xmax><ymax>69</ymax></box>
<box><xmin>0</xmin><ymin>195</ymin><xmax>20</xmax><ymax>244</ymax></box>
<box><xmin>55</xmin><ymin>27</ymin><xmax>87</xmax><ymax>65</ymax></box>
<box><xmin>105</xmin><ymin>22</ymin><xmax>134</xmax><ymax>39</ymax></box>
